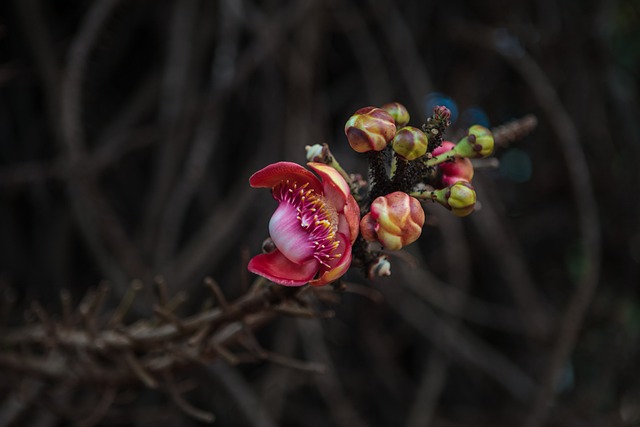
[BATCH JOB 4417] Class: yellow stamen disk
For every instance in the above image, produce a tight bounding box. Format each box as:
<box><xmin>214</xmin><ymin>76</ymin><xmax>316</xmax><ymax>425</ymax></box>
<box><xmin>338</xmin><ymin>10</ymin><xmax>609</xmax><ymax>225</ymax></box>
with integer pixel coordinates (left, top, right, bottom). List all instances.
<box><xmin>274</xmin><ymin>179</ymin><xmax>342</xmax><ymax>265</ymax></box>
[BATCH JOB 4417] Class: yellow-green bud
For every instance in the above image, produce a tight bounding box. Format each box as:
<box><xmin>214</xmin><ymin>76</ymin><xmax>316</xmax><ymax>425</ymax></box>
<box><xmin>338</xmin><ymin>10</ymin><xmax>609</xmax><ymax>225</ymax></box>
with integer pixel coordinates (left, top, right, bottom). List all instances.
<box><xmin>391</xmin><ymin>126</ymin><xmax>429</xmax><ymax>161</ymax></box>
<box><xmin>381</xmin><ymin>102</ymin><xmax>410</xmax><ymax>127</ymax></box>
<box><xmin>441</xmin><ymin>181</ymin><xmax>476</xmax><ymax>217</ymax></box>
<box><xmin>345</xmin><ymin>106</ymin><xmax>396</xmax><ymax>153</ymax></box>
<box><xmin>454</xmin><ymin>125</ymin><xmax>494</xmax><ymax>158</ymax></box>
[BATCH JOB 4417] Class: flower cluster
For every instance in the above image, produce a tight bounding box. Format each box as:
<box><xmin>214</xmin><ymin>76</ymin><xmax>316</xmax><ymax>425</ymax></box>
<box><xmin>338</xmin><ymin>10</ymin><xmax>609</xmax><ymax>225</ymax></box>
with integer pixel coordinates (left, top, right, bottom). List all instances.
<box><xmin>248</xmin><ymin>102</ymin><xmax>496</xmax><ymax>285</ymax></box>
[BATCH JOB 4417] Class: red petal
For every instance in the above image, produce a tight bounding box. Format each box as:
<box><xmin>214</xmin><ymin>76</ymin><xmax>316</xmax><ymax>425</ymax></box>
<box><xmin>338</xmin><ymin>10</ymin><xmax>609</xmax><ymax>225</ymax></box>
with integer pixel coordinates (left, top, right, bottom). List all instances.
<box><xmin>359</xmin><ymin>213</ymin><xmax>378</xmax><ymax>242</ymax></box>
<box><xmin>250</xmin><ymin>162</ymin><xmax>323</xmax><ymax>194</ymax></box>
<box><xmin>309</xmin><ymin>233</ymin><xmax>352</xmax><ymax>286</ymax></box>
<box><xmin>248</xmin><ymin>250</ymin><xmax>319</xmax><ymax>286</ymax></box>
<box><xmin>338</xmin><ymin>195</ymin><xmax>361</xmax><ymax>243</ymax></box>
<box><xmin>307</xmin><ymin>162</ymin><xmax>350</xmax><ymax>210</ymax></box>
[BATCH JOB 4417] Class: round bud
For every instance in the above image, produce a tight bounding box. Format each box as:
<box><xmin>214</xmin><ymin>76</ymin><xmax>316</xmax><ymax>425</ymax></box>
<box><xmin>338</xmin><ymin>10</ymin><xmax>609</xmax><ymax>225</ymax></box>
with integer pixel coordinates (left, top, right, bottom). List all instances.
<box><xmin>261</xmin><ymin>237</ymin><xmax>277</xmax><ymax>254</ymax></box>
<box><xmin>391</xmin><ymin>126</ymin><xmax>429</xmax><ymax>160</ymax></box>
<box><xmin>368</xmin><ymin>255</ymin><xmax>391</xmax><ymax>278</ymax></box>
<box><xmin>433</xmin><ymin>105</ymin><xmax>452</xmax><ymax>122</ymax></box>
<box><xmin>454</xmin><ymin>125</ymin><xmax>494</xmax><ymax>158</ymax></box>
<box><xmin>360</xmin><ymin>192</ymin><xmax>425</xmax><ymax>250</ymax></box>
<box><xmin>345</xmin><ymin>106</ymin><xmax>396</xmax><ymax>153</ymax></box>
<box><xmin>305</xmin><ymin>144</ymin><xmax>328</xmax><ymax>163</ymax></box>
<box><xmin>381</xmin><ymin>102</ymin><xmax>410</xmax><ymax>127</ymax></box>
<box><xmin>432</xmin><ymin>141</ymin><xmax>474</xmax><ymax>187</ymax></box>
<box><xmin>445</xmin><ymin>181</ymin><xmax>476</xmax><ymax>217</ymax></box>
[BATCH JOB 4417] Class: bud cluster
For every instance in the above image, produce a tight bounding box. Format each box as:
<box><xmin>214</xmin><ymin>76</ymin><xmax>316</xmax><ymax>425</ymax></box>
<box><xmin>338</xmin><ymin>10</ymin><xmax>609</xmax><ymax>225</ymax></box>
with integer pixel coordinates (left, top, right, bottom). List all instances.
<box><xmin>340</xmin><ymin>102</ymin><xmax>497</xmax><ymax>276</ymax></box>
<box><xmin>249</xmin><ymin>100</ymin><xmax>516</xmax><ymax>286</ymax></box>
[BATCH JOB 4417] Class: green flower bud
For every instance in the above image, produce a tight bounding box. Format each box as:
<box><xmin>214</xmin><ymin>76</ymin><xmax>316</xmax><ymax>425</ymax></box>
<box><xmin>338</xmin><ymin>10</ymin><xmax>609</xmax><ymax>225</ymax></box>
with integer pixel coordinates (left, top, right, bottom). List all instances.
<box><xmin>345</xmin><ymin>106</ymin><xmax>396</xmax><ymax>153</ymax></box>
<box><xmin>381</xmin><ymin>102</ymin><xmax>410</xmax><ymax>127</ymax></box>
<box><xmin>391</xmin><ymin>126</ymin><xmax>429</xmax><ymax>161</ymax></box>
<box><xmin>454</xmin><ymin>125</ymin><xmax>494</xmax><ymax>158</ymax></box>
<box><xmin>441</xmin><ymin>181</ymin><xmax>476</xmax><ymax>217</ymax></box>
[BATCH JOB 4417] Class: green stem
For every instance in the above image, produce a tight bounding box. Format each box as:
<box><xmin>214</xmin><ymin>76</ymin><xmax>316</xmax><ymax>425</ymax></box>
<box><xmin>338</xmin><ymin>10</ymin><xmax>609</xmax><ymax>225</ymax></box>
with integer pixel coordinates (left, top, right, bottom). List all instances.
<box><xmin>410</xmin><ymin>190</ymin><xmax>437</xmax><ymax>201</ymax></box>
<box><xmin>328</xmin><ymin>157</ymin><xmax>352</xmax><ymax>186</ymax></box>
<box><xmin>424</xmin><ymin>152</ymin><xmax>457</xmax><ymax>167</ymax></box>
<box><xmin>389</xmin><ymin>154</ymin><xmax>398</xmax><ymax>179</ymax></box>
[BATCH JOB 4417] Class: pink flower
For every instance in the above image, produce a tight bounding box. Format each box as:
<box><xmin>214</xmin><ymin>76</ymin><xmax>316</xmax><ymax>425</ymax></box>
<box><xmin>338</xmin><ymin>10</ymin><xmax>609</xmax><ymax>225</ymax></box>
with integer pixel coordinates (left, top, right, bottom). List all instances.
<box><xmin>433</xmin><ymin>141</ymin><xmax>474</xmax><ymax>187</ymax></box>
<box><xmin>248</xmin><ymin>162</ymin><xmax>360</xmax><ymax>286</ymax></box>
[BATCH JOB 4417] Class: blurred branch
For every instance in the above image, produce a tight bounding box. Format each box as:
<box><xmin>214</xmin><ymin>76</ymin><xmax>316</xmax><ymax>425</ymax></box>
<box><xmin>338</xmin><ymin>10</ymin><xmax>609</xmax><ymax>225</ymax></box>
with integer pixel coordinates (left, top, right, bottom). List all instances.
<box><xmin>470</xmin><ymin>176</ymin><xmax>552</xmax><ymax>338</ymax></box>
<box><xmin>383</xmin><ymin>282</ymin><xmax>537</xmax><ymax>402</ymax></box>
<box><xmin>364</xmin><ymin>0</ymin><xmax>433</xmax><ymax>114</ymax></box>
<box><xmin>298</xmin><ymin>317</ymin><xmax>373</xmax><ymax>427</ymax></box>
<box><xmin>406</xmin><ymin>207</ymin><xmax>472</xmax><ymax>427</ymax></box>
<box><xmin>154</xmin><ymin>0</ymin><xmax>242</xmax><ymax>266</ymax></box>
<box><xmin>451</xmin><ymin>23</ymin><xmax>602</xmax><ymax>427</ymax></box>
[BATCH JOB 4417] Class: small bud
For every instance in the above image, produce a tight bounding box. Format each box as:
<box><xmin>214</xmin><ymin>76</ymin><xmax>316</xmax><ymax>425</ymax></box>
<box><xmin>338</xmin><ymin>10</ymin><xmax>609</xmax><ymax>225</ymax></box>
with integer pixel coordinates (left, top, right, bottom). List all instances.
<box><xmin>345</xmin><ymin>106</ymin><xmax>396</xmax><ymax>153</ymax></box>
<box><xmin>360</xmin><ymin>191</ymin><xmax>425</xmax><ymax>250</ymax></box>
<box><xmin>381</xmin><ymin>102</ymin><xmax>410</xmax><ymax>127</ymax></box>
<box><xmin>391</xmin><ymin>126</ymin><xmax>429</xmax><ymax>161</ymax></box>
<box><xmin>454</xmin><ymin>125</ymin><xmax>494</xmax><ymax>158</ymax></box>
<box><xmin>261</xmin><ymin>237</ymin><xmax>277</xmax><ymax>254</ymax></box>
<box><xmin>368</xmin><ymin>255</ymin><xmax>391</xmax><ymax>278</ymax></box>
<box><xmin>433</xmin><ymin>105</ymin><xmax>452</xmax><ymax>122</ymax></box>
<box><xmin>434</xmin><ymin>181</ymin><xmax>476</xmax><ymax>217</ymax></box>
<box><xmin>305</xmin><ymin>144</ymin><xmax>329</xmax><ymax>163</ymax></box>
<box><xmin>432</xmin><ymin>141</ymin><xmax>474</xmax><ymax>187</ymax></box>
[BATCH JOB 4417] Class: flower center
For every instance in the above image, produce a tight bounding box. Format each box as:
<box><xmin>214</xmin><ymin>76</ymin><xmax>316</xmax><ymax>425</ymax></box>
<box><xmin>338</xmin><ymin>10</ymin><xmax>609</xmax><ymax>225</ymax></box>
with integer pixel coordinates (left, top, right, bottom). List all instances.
<box><xmin>271</xmin><ymin>180</ymin><xmax>341</xmax><ymax>267</ymax></box>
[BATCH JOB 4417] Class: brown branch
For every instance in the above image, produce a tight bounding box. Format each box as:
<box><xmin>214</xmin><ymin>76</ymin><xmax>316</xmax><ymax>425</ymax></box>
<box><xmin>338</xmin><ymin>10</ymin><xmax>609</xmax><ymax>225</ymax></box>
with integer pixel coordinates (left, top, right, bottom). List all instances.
<box><xmin>0</xmin><ymin>284</ymin><xmax>307</xmax><ymax>388</ymax></box>
<box><xmin>492</xmin><ymin>114</ymin><xmax>539</xmax><ymax>148</ymax></box>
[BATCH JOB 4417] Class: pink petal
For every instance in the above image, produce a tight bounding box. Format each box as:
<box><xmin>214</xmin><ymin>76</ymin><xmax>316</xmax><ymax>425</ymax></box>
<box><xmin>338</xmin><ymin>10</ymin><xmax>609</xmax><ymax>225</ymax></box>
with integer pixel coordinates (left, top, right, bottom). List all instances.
<box><xmin>307</xmin><ymin>162</ymin><xmax>350</xmax><ymax>211</ymax></box>
<box><xmin>250</xmin><ymin>162</ymin><xmax>323</xmax><ymax>194</ymax></box>
<box><xmin>309</xmin><ymin>233</ymin><xmax>352</xmax><ymax>286</ymax></box>
<box><xmin>338</xmin><ymin>195</ymin><xmax>361</xmax><ymax>243</ymax></box>
<box><xmin>269</xmin><ymin>201</ymin><xmax>315</xmax><ymax>264</ymax></box>
<box><xmin>248</xmin><ymin>250</ymin><xmax>319</xmax><ymax>286</ymax></box>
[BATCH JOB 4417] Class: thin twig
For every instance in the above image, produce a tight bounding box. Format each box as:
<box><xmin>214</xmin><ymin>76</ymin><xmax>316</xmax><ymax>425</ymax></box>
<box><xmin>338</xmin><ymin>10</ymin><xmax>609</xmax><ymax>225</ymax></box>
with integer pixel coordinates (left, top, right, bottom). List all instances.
<box><xmin>77</xmin><ymin>387</ymin><xmax>117</xmax><ymax>427</ymax></box>
<box><xmin>122</xmin><ymin>352</ymin><xmax>156</xmax><ymax>389</ymax></box>
<box><xmin>164</xmin><ymin>371</ymin><xmax>215</xmax><ymax>423</ymax></box>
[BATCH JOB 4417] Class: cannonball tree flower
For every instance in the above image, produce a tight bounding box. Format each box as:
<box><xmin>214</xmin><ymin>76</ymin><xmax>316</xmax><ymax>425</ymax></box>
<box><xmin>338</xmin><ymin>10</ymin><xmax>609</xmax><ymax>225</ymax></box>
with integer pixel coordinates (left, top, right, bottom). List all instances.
<box><xmin>360</xmin><ymin>191</ymin><xmax>425</xmax><ymax>250</ymax></box>
<box><xmin>432</xmin><ymin>141</ymin><xmax>474</xmax><ymax>187</ymax></box>
<box><xmin>248</xmin><ymin>162</ymin><xmax>360</xmax><ymax>286</ymax></box>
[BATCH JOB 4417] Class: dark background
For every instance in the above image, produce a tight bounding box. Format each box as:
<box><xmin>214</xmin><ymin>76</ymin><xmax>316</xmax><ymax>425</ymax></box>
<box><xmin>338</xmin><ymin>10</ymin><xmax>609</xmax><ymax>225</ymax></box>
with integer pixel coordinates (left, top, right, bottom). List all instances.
<box><xmin>1</xmin><ymin>0</ymin><xmax>639</xmax><ymax>426</ymax></box>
